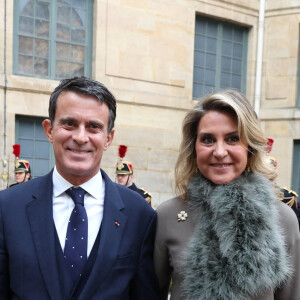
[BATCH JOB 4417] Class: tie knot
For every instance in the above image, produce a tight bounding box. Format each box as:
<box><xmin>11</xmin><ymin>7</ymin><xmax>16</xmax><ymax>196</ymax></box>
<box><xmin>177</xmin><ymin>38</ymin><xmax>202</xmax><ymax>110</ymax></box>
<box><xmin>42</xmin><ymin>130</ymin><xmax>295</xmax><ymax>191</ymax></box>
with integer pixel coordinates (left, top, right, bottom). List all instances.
<box><xmin>66</xmin><ymin>187</ymin><xmax>86</xmax><ymax>205</ymax></box>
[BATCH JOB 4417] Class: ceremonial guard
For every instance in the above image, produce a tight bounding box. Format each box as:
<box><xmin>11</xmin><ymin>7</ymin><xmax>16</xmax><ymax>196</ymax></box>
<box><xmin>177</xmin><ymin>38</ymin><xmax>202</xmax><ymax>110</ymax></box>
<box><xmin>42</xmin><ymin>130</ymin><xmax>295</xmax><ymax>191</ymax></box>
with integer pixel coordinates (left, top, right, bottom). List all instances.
<box><xmin>8</xmin><ymin>144</ymin><xmax>31</xmax><ymax>187</ymax></box>
<box><xmin>266</xmin><ymin>138</ymin><xmax>300</xmax><ymax>229</ymax></box>
<box><xmin>116</xmin><ymin>145</ymin><xmax>152</xmax><ymax>205</ymax></box>
<box><xmin>281</xmin><ymin>187</ymin><xmax>300</xmax><ymax>229</ymax></box>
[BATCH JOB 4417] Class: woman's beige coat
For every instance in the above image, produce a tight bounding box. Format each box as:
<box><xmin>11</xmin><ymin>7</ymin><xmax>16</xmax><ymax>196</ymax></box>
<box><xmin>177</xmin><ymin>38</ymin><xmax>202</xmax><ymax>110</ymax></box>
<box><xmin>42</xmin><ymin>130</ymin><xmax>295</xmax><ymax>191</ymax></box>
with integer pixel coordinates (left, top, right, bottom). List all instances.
<box><xmin>154</xmin><ymin>197</ymin><xmax>300</xmax><ymax>300</ymax></box>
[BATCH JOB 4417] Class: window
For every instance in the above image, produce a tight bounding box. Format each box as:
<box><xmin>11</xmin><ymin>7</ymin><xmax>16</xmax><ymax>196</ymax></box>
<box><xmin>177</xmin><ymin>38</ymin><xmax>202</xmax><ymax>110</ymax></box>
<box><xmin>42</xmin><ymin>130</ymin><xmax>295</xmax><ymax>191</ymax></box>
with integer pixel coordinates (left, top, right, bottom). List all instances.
<box><xmin>292</xmin><ymin>140</ymin><xmax>300</xmax><ymax>194</ymax></box>
<box><xmin>193</xmin><ymin>16</ymin><xmax>248</xmax><ymax>99</ymax></box>
<box><xmin>13</xmin><ymin>0</ymin><xmax>93</xmax><ymax>79</ymax></box>
<box><xmin>15</xmin><ymin>116</ymin><xmax>54</xmax><ymax>178</ymax></box>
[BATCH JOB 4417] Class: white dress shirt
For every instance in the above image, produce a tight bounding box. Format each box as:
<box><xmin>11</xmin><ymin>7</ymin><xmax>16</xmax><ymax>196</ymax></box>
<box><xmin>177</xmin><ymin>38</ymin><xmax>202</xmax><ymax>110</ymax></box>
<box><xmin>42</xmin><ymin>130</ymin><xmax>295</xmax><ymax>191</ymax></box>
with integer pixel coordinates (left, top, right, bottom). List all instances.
<box><xmin>52</xmin><ymin>167</ymin><xmax>105</xmax><ymax>257</ymax></box>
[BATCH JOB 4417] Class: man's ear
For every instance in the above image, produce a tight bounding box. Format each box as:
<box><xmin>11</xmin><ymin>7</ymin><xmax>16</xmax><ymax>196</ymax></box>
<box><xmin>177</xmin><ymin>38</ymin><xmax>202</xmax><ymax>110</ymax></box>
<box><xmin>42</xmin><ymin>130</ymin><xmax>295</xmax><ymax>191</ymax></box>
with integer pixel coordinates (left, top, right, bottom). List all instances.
<box><xmin>43</xmin><ymin>119</ymin><xmax>53</xmax><ymax>143</ymax></box>
<box><xmin>104</xmin><ymin>129</ymin><xmax>114</xmax><ymax>150</ymax></box>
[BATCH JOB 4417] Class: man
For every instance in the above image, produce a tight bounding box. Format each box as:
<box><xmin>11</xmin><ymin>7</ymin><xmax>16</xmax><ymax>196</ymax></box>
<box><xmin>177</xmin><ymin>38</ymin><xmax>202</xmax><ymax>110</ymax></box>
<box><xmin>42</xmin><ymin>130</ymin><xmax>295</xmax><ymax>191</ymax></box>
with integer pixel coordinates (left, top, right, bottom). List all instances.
<box><xmin>116</xmin><ymin>160</ymin><xmax>152</xmax><ymax>206</ymax></box>
<box><xmin>8</xmin><ymin>159</ymin><xmax>31</xmax><ymax>187</ymax></box>
<box><xmin>0</xmin><ymin>77</ymin><xmax>159</xmax><ymax>299</ymax></box>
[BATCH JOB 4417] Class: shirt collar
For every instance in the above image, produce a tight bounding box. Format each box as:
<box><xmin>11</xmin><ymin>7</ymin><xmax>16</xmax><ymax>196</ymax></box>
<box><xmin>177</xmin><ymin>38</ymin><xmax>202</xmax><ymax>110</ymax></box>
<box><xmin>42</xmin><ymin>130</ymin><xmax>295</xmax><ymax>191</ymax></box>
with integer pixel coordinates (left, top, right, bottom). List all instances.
<box><xmin>53</xmin><ymin>166</ymin><xmax>103</xmax><ymax>199</ymax></box>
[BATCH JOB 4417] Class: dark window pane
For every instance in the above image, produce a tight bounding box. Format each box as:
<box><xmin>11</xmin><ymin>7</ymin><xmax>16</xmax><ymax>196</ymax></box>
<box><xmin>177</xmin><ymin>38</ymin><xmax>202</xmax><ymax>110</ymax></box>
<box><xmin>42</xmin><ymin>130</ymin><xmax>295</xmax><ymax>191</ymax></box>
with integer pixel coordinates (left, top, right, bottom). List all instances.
<box><xmin>33</xmin><ymin>159</ymin><xmax>49</xmax><ymax>176</ymax></box>
<box><xmin>204</xmin><ymin>85</ymin><xmax>214</xmax><ymax>96</ymax></box>
<box><xmin>19</xmin><ymin>36</ymin><xmax>33</xmax><ymax>55</ymax></box>
<box><xmin>57</xmin><ymin>6</ymin><xmax>71</xmax><ymax>24</ymax></box>
<box><xmin>36</xmin><ymin>141</ymin><xmax>50</xmax><ymax>157</ymax></box>
<box><xmin>206</xmin><ymin>53</ymin><xmax>216</xmax><ymax>69</ymax></box>
<box><xmin>220</xmin><ymin>72</ymin><xmax>230</xmax><ymax>87</ymax></box>
<box><xmin>204</xmin><ymin>69</ymin><xmax>215</xmax><ymax>85</ymax></box>
<box><xmin>193</xmin><ymin>67</ymin><xmax>204</xmax><ymax>83</ymax></box>
<box><xmin>34</xmin><ymin>57</ymin><xmax>48</xmax><ymax>76</ymax></box>
<box><xmin>222</xmin><ymin>40</ymin><xmax>232</xmax><ymax>56</ymax></box>
<box><xmin>56</xmin><ymin>23</ymin><xmax>70</xmax><ymax>42</ymax></box>
<box><xmin>195</xmin><ymin>20</ymin><xmax>206</xmax><ymax>34</ymax></box>
<box><xmin>71</xmin><ymin>45</ymin><xmax>84</xmax><ymax>62</ymax></box>
<box><xmin>195</xmin><ymin>35</ymin><xmax>205</xmax><ymax>51</ymax></box>
<box><xmin>206</xmin><ymin>37</ymin><xmax>217</xmax><ymax>53</ymax></box>
<box><xmin>194</xmin><ymin>51</ymin><xmax>205</xmax><ymax>67</ymax></box>
<box><xmin>234</xmin><ymin>28</ymin><xmax>244</xmax><ymax>42</ymax></box>
<box><xmin>207</xmin><ymin>22</ymin><xmax>217</xmax><ymax>36</ymax></box>
<box><xmin>18</xmin><ymin>139</ymin><xmax>34</xmax><ymax>156</ymax></box>
<box><xmin>221</xmin><ymin>56</ymin><xmax>231</xmax><ymax>72</ymax></box>
<box><xmin>233</xmin><ymin>43</ymin><xmax>243</xmax><ymax>58</ymax></box>
<box><xmin>35</xmin><ymin>125</ymin><xmax>46</xmax><ymax>139</ymax></box>
<box><xmin>58</xmin><ymin>0</ymin><xmax>71</xmax><ymax>4</ymax></box>
<box><xmin>36</xmin><ymin>2</ymin><xmax>50</xmax><ymax>19</ymax></box>
<box><xmin>232</xmin><ymin>59</ymin><xmax>242</xmax><ymax>74</ymax></box>
<box><xmin>56</xmin><ymin>61</ymin><xmax>69</xmax><ymax>77</ymax></box>
<box><xmin>74</xmin><ymin>0</ymin><xmax>86</xmax><ymax>8</ymax></box>
<box><xmin>71</xmin><ymin>29</ymin><xmax>85</xmax><ymax>44</ymax></box>
<box><xmin>223</xmin><ymin>26</ymin><xmax>232</xmax><ymax>40</ymax></box>
<box><xmin>35</xmin><ymin>20</ymin><xmax>49</xmax><ymax>38</ymax></box>
<box><xmin>232</xmin><ymin>74</ymin><xmax>241</xmax><ymax>89</ymax></box>
<box><xmin>70</xmin><ymin>63</ymin><xmax>84</xmax><ymax>76</ymax></box>
<box><xmin>35</xmin><ymin>39</ymin><xmax>49</xmax><ymax>57</ymax></box>
<box><xmin>19</xmin><ymin>120</ymin><xmax>34</xmax><ymax>137</ymax></box>
<box><xmin>20</xmin><ymin>0</ymin><xmax>34</xmax><ymax>17</ymax></box>
<box><xmin>72</xmin><ymin>8</ymin><xmax>85</xmax><ymax>27</ymax></box>
<box><xmin>18</xmin><ymin>55</ymin><xmax>33</xmax><ymax>73</ymax></box>
<box><xmin>193</xmin><ymin>83</ymin><xmax>203</xmax><ymax>99</ymax></box>
<box><xmin>19</xmin><ymin>17</ymin><xmax>34</xmax><ymax>35</ymax></box>
<box><xmin>56</xmin><ymin>42</ymin><xmax>70</xmax><ymax>59</ymax></box>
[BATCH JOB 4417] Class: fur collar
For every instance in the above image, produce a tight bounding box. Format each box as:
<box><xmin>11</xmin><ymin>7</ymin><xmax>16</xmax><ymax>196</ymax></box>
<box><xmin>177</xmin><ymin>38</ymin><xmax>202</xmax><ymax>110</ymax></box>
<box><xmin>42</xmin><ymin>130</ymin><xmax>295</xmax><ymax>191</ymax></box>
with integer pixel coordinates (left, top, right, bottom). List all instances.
<box><xmin>184</xmin><ymin>171</ymin><xmax>291</xmax><ymax>300</ymax></box>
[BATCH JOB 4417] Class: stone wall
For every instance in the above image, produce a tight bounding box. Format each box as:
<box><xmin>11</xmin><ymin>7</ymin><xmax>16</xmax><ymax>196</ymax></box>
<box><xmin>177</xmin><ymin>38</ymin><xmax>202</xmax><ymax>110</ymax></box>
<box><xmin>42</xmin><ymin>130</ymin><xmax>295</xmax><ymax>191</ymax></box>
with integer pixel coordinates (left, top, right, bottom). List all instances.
<box><xmin>2</xmin><ymin>0</ymin><xmax>300</xmax><ymax>206</ymax></box>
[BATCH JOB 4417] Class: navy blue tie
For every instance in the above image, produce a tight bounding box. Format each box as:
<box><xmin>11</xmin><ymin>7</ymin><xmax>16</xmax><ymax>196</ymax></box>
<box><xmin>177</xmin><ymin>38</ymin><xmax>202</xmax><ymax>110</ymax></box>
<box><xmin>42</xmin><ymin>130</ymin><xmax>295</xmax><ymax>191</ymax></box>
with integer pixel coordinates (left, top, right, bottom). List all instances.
<box><xmin>64</xmin><ymin>187</ymin><xmax>88</xmax><ymax>284</ymax></box>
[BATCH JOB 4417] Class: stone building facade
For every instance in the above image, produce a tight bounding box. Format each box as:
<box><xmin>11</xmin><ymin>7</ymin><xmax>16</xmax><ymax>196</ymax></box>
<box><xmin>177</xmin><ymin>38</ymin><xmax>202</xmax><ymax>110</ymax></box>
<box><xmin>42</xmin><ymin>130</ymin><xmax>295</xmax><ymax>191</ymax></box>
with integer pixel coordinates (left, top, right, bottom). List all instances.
<box><xmin>0</xmin><ymin>0</ymin><xmax>300</xmax><ymax>208</ymax></box>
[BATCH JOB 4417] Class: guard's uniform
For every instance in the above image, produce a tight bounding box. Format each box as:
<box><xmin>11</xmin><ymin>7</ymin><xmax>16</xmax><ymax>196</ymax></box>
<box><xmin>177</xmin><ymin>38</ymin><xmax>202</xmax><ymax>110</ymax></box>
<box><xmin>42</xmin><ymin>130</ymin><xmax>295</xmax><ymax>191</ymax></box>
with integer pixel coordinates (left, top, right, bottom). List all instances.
<box><xmin>128</xmin><ymin>183</ymin><xmax>152</xmax><ymax>206</ymax></box>
<box><xmin>8</xmin><ymin>159</ymin><xmax>31</xmax><ymax>188</ymax></box>
<box><xmin>116</xmin><ymin>148</ymin><xmax>152</xmax><ymax>206</ymax></box>
<box><xmin>281</xmin><ymin>187</ymin><xmax>300</xmax><ymax>229</ymax></box>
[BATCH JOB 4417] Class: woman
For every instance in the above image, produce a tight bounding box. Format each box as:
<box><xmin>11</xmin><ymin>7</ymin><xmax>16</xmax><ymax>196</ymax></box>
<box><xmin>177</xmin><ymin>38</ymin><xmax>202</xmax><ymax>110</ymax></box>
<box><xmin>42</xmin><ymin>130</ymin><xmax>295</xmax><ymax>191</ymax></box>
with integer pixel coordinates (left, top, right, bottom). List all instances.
<box><xmin>154</xmin><ymin>89</ymin><xmax>300</xmax><ymax>300</ymax></box>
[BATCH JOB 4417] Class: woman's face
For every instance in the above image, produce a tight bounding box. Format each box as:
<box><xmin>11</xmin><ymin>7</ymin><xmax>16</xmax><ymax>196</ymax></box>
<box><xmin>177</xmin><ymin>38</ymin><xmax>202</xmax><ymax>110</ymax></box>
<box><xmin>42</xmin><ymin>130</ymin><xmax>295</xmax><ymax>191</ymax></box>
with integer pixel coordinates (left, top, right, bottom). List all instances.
<box><xmin>195</xmin><ymin>110</ymin><xmax>249</xmax><ymax>184</ymax></box>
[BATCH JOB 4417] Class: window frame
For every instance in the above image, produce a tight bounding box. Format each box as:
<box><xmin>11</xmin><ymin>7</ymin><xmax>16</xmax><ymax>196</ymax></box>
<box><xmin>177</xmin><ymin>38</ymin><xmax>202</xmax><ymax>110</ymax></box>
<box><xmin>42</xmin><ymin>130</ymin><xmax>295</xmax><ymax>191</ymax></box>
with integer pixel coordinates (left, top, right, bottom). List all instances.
<box><xmin>13</xmin><ymin>0</ymin><xmax>93</xmax><ymax>79</ymax></box>
<box><xmin>193</xmin><ymin>15</ymin><xmax>248</xmax><ymax>100</ymax></box>
<box><xmin>15</xmin><ymin>115</ymin><xmax>55</xmax><ymax>178</ymax></box>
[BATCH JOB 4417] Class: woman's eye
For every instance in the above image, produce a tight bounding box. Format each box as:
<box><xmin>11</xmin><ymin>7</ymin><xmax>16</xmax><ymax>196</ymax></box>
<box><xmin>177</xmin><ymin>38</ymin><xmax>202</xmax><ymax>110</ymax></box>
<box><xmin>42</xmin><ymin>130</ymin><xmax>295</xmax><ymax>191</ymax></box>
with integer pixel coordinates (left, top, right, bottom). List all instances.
<box><xmin>201</xmin><ymin>137</ymin><xmax>214</xmax><ymax>144</ymax></box>
<box><xmin>227</xmin><ymin>136</ymin><xmax>240</xmax><ymax>143</ymax></box>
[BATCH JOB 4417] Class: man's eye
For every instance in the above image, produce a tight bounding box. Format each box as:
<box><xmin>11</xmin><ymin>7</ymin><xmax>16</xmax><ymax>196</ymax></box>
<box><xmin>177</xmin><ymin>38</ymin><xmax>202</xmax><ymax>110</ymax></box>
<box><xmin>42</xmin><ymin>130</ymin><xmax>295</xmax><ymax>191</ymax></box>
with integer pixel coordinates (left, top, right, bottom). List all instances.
<box><xmin>65</xmin><ymin>121</ymin><xmax>73</xmax><ymax>127</ymax></box>
<box><xmin>90</xmin><ymin>124</ymin><xmax>101</xmax><ymax>130</ymax></box>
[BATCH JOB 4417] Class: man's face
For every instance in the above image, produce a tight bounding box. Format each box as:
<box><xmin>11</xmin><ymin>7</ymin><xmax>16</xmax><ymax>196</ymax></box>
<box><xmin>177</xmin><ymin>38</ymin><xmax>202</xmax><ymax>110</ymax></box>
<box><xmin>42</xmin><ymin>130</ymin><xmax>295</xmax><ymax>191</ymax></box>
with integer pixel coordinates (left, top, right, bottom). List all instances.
<box><xmin>117</xmin><ymin>174</ymin><xmax>133</xmax><ymax>187</ymax></box>
<box><xmin>43</xmin><ymin>91</ymin><xmax>114</xmax><ymax>185</ymax></box>
<box><xmin>15</xmin><ymin>172</ymin><xmax>29</xmax><ymax>184</ymax></box>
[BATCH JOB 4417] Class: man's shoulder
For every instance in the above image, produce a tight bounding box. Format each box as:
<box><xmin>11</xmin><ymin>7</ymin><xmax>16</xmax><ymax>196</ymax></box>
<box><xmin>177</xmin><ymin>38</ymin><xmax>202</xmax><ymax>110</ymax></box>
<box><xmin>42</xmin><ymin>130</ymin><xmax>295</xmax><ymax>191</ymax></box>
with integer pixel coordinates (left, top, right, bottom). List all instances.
<box><xmin>0</xmin><ymin>172</ymin><xmax>52</xmax><ymax>200</ymax></box>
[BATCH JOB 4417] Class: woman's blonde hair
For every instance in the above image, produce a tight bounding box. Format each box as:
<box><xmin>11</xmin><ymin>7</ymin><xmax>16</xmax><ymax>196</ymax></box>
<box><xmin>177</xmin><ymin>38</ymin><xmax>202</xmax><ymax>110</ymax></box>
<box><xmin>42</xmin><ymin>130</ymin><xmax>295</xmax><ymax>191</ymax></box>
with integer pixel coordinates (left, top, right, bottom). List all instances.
<box><xmin>175</xmin><ymin>89</ymin><xmax>277</xmax><ymax>199</ymax></box>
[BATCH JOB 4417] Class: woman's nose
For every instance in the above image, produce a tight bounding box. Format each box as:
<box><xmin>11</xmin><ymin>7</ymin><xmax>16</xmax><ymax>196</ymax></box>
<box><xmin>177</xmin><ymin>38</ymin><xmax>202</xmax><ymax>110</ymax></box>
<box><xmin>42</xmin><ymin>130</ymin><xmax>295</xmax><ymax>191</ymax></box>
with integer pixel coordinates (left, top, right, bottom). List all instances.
<box><xmin>213</xmin><ymin>141</ymin><xmax>228</xmax><ymax>158</ymax></box>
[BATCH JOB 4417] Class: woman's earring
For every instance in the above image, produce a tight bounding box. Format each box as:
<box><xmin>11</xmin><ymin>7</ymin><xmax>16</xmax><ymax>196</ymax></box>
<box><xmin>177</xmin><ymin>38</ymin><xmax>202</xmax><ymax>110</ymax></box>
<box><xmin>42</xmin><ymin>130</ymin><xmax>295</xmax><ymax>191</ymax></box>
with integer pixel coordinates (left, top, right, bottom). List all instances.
<box><xmin>247</xmin><ymin>163</ymin><xmax>251</xmax><ymax>172</ymax></box>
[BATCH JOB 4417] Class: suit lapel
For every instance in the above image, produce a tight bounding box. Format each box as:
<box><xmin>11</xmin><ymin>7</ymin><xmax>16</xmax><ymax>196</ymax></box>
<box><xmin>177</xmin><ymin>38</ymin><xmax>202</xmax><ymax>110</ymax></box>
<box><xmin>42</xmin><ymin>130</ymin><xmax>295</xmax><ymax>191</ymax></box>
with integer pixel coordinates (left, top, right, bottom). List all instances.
<box><xmin>26</xmin><ymin>171</ymin><xmax>62</xmax><ymax>300</ymax></box>
<box><xmin>79</xmin><ymin>170</ymin><xmax>128</xmax><ymax>299</ymax></box>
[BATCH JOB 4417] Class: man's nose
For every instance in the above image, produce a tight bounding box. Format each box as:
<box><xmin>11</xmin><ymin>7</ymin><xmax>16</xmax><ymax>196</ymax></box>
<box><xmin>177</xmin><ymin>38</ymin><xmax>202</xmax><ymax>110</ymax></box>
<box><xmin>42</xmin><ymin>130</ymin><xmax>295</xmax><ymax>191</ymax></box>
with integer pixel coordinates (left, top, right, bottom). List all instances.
<box><xmin>73</xmin><ymin>126</ymin><xmax>89</xmax><ymax>144</ymax></box>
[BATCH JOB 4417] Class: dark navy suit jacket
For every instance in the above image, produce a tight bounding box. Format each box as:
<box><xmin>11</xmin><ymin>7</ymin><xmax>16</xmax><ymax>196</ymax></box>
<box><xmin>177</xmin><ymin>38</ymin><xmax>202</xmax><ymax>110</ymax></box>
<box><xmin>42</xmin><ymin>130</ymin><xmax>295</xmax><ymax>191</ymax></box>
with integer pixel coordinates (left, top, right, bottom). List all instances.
<box><xmin>0</xmin><ymin>169</ymin><xmax>159</xmax><ymax>299</ymax></box>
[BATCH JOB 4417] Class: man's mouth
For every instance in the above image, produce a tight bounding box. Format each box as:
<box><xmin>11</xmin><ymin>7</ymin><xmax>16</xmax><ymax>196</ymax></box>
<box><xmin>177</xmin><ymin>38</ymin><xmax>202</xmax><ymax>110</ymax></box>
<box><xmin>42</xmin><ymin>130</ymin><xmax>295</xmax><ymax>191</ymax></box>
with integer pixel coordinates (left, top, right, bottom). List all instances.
<box><xmin>69</xmin><ymin>149</ymin><xmax>90</xmax><ymax>154</ymax></box>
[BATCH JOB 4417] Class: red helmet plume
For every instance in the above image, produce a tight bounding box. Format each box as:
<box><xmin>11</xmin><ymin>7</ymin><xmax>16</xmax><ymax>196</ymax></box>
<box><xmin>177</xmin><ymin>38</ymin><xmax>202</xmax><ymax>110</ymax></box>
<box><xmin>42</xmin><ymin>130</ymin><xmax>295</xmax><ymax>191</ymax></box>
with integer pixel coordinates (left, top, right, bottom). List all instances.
<box><xmin>118</xmin><ymin>145</ymin><xmax>127</xmax><ymax>159</ymax></box>
<box><xmin>266</xmin><ymin>138</ymin><xmax>274</xmax><ymax>154</ymax></box>
<box><xmin>13</xmin><ymin>144</ymin><xmax>21</xmax><ymax>159</ymax></box>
